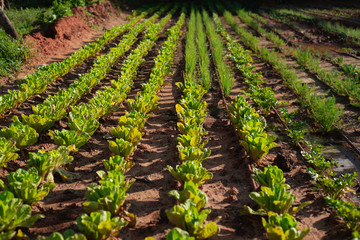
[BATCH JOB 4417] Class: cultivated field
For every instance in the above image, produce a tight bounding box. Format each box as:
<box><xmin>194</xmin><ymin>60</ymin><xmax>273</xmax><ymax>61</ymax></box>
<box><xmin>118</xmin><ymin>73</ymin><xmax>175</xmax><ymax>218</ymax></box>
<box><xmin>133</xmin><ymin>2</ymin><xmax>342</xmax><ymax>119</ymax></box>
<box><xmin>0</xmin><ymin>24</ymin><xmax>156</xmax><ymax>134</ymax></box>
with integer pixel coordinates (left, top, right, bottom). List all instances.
<box><xmin>0</xmin><ymin>1</ymin><xmax>360</xmax><ymax>239</ymax></box>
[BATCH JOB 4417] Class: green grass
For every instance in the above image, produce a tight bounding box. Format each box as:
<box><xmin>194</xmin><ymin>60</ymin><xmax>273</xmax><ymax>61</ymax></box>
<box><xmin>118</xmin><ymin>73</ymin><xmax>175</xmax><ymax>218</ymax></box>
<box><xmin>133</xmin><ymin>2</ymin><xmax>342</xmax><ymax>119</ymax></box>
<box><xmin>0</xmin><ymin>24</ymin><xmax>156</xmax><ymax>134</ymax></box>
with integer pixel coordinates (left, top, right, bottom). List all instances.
<box><xmin>184</xmin><ymin>7</ymin><xmax>197</xmax><ymax>83</ymax></box>
<box><xmin>0</xmin><ymin>7</ymin><xmax>52</xmax><ymax>77</ymax></box>
<box><xmin>196</xmin><ymin>9</ymin><xmax>211</xmax><ymax>90</ymax></box>
<box><xmin>202</xmin><ymin>8</ymin><xmax>234</xmax><ymax>96</ymax></box>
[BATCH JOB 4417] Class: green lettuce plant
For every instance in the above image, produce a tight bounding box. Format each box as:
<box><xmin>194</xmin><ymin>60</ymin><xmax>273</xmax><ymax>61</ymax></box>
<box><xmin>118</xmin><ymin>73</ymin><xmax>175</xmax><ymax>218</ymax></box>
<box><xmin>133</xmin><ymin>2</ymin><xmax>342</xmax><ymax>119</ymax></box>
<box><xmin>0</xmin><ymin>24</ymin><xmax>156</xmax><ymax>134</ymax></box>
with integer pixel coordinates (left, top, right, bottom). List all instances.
<box><xmin>165</xmin><ymin>200</ymin><xmax>219</xmax><ymax>239</ymax></box>
<box><xmin>128</xmin><ymin>94</ymin><xmax>159</xmax><ymax>114</ymax></box>
<box><xmin>108</xmin><ymin>138</ymin><xmax>134</xmax><ymax>160</ymax></box>
<box><xmin>0</xmin><ymin>167</ymin><xmax>56</xmax><ymax>205</ymax></box>
<box><xmin>262</xmin><ymin>212</ymin><xmax>310</xmax><ymax>240</ymax></box>
<box><xmin>83</xmin><ymin>170</ymin><xmax>134</xmax><ymax>216</ymax></box>
<box><xmin>37</xmin><ymin>229</ymin><xmax>86</xmax><ymax>240</ymax></box>
<box><xmin>26</xmin><ymin>146</ymin><xmax>74</xmax><ymax>182</ymax></box>
<box><xmin>21</xmin><ymin>114</ymin><xmax>55</xmax><ymax>133</ymax></box>
<box><xmin>177</xmin><ymin>146</ymin><xmax>211</xmax><ymax>163</ymax></box>
<box><xmin>76</xmin><ymin>210</ymin><xmax>128</xmax><ymax>240</ymax></box>
<box><xmin>240</xmin><ymin>133</ymin><xmax>278</xmax><ymax>163</ymax></box>
<box><xmin>0</xmin><ymin>191</ymin><xmax>44</xmax><ymax>239</ymax></box>
<box><xmin>245</xmin><ymin>184</ymin><xmax>309</xmax><ymax>215</ymax></box>
<box><xmin>110</xmin><ymin>126</ymin><xmax>143</xmax><ymax>146</ymax></box>
<box><xmin>68</xmin><ymin>115</ymin><xmax>99</xmax><ymax>136</ymax></box>
<box><xmin>0</xmin><ymin>137</ymin><xmax>19</xmax><ymax>168</ymax></box>
<box><xmin>48</xmin><ymin>129</ymin><xmax>90</xmax><ymax>150</ymax></box>
<box><xmin>167</xmin><ymin>161</ymin><xmax>213</xmax><ymax>186</ymax></box>
<box><xmin>177</xmin><ymin>134</ymin><xmax>208</xmax><ymax>148</ymax></box>
<box><xmin>102</xmin><ymin>155</ymin><xmax>135</xmax><ymax>173</ymax></box>
<box><xmin>165</xmin><ymin>228</ymin><xmax>195</xmax><ymax>240</ymax></box>
<box><xmin>168</xmin><ymin>181</ymin><xmax>207</xmax><ymax>210</ymax></box>
<box><xmin>118</xmin><ymin>111</ymin><xmax>149</xmax><ymax>130</ymax></box>
<box><xmin>177</xmin><ymin>123</ymin><xmax>207</xmax><ymax>137</ymax></box>
<box><xmin>0</xmin><ymin>116</ymin><xmax>38</xmax><ymax>149</ymax></box>
<box><xmin>252</xmin><ymin>165</ymin><xmax>288</xmax><ymax>188</ymax></box>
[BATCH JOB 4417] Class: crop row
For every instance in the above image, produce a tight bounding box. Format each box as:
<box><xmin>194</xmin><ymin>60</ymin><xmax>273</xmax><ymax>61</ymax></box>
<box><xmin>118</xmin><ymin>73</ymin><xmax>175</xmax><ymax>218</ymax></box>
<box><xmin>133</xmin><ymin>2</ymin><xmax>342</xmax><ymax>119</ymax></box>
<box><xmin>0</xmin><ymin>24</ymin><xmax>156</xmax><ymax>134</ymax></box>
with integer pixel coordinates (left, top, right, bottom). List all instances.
<box><xmin>206</xmin><ymin>4</ymin><xmax>313</xmax><ymax>238</ymax></box>
<box><xmin>202</xmin><ymin>7</ymin><xmax>234</xmax><ymax>96</ymax></box>
<box><xmin>161</xmin><ymin>7</ymin><xmax>220</xmax><ymax>239</ymax></box>
<box><xmin>249</xmin><ymin>12</ymin><xmax>360</xmax><ymax>88</ymax></box>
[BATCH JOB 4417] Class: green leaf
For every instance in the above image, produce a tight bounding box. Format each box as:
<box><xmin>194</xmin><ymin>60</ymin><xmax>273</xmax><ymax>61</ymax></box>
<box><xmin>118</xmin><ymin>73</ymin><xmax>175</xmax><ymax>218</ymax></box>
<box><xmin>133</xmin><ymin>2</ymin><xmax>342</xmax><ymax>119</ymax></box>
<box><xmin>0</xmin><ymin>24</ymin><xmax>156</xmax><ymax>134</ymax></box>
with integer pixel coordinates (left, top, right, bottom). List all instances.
<box><xmin>167</xmin><ymin>161</ymin><xmax>213</xmax><ymax>186</ymax></box>
<box><xmin>0</xmin><ymin>191</ymin><xmax>44</xmax><ymax>235</ymax></box>
<box><xmin>76</xmin><ymin>210</ymin><xmax>128</xmax><ymax>240</ymax></box>
<box><xmin>48</xmin><ymin>129</ymin><xmax>90</xmax><ymax>150</ymax></box>
<box><xmin>36</xmin><ymin>229</ymin><xmax>86</xmax><ymax>240</ymax></box>
<box><xmin>166</xmin><ymin>228</ymin><xmax>194</xmax><ymax>240</ymax></box>
<box><xmin>21</xmin><ymin>114</ymin><xmax>55</xmax><ymax>133</ymax></box>
<box><xmin>108</xmin><ymin>138</ymin><xmax>134</xmax><ymax>160</ymax></box>
<box><xmin>0</xmin><ymin>116</ymin><xmax>38</xmax><ymax>149</ymax></box>
<box><xmin>2</xmin><ymin>167</ymin><xmax>56</xmax><ymax>205</ymax></box>
<box><xmin>27</xmin><ymin>146</ymin><xmax>73</xmax><ymax>182</ymax></box>
<box><xmin>102</xmin><ymin>155</ymin><xmax>135</xmax><ymax>173</ymax></box>
<box><xmin>165</xmin><ymin>200</ymin><xmax>219</xmax><ymax>239</ymax></box>
<box><xmin>110</xmin><ymin>126</ymin><xmax>143</xmax><ymax>146</ymax></box>
<box><xmin>0</xmin><ymin>137</ymin><xmax>19</xmax><ymax>168</ymax></box>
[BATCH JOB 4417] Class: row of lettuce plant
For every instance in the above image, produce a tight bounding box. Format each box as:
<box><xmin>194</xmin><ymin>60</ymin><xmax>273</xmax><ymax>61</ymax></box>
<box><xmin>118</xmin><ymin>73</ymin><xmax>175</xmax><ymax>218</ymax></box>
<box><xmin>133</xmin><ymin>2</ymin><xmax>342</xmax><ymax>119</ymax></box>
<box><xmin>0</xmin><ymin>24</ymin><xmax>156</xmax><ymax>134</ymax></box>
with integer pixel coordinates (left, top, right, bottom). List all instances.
<box><xmin>227</xmin><ymin>94</ymin><xmax>277</xmax><ymax>163</ymax></box>
<box><xmin>207</xmin><ymin>5</ymin><xmax>310</xmax><ymax>238</ymax></box>
<box><xmin>207</xmin><ymin>9</ymin><xmax>278</xmax><ymax>164</ymax></box>
<box><xmin>0</xmin><ymin>10</ymin><xmax>165</xmax><ymax>171</ymax></box>
<box><xmin>0</xmin><ymin>9</ymin><xmax>168</xmax><ymax>239</ymax></box>
<box><xmin>202</xmin><ymin>7</ymin><xmax>234</xmax><ymax>96</ymax></box>
<box><xmin>75</xmin><ymin>9</ymin><xmax>182</xmax><ymax>238</ymax></box>
<box><xmin>157</xmin><ymin>7</ymin><xmax>220</xmax><ymax>239</ymax></box>
<box><xmin>217</xmin><ymin>11</ymin><xmax>359</xmax><ymax>237</ymax></box>
<box><xmin>106</xmin><ymin>5</ymin><xmax>186</xmax><ymax>164</ymax></box>
<box><xmin>48</xmin><ymin>6</ymin><xmax>177</xmax><ymax>154</ymax></box>
<box><xmin>212</xmin><ymin>7</ymin><xmax>308</xmax><ymax>148</ymax></box>
<box><xmin>218</xmin><ymin>5</ymin><xmax>343</xmax><ymax>132</ymax></box>
<box><xmin>245</xmin><ymin>165</ymin><xmax>311</xmax><ymax>239</ymax></box>
<box><xmin>0</xmin><ymin>7</ymin><xmax>156</xmax><ymax>118</ymax></box>
<box><xmin>234</xmin><ymin>6</ymin><xmax>360</xmax><ymax>108</ymax></box>
<box><xmin>31</xmin><ymin>7</ymin><xmax>181</xmax><ymax>240</ymax></box>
